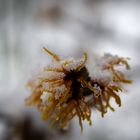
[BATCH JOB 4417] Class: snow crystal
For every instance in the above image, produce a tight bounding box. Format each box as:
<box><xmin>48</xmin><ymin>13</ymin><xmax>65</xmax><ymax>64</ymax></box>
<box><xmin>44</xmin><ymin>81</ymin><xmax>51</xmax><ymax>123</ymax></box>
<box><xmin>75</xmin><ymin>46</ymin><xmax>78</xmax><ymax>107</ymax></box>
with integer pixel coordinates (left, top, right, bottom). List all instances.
<box><xmin>89</xmin><ymin>67</ymin><xmax>113</xmax><ymax>84</ymax></box>
<box><xmin>87</xmin><ymin>53</ymin><xmax>123</xmax><ymax>84</ymax></box>
<box><xmin>40</xmin><ymin>91</ymin><xmax>52</xmax><ymax>105</ymax></box>
<box><xmin>96</xmin><ymin>53</ymin><xmax>120</xmax><ymax>68</ymax></box>
<box><xmin>39</xmin><ymin>71</ymin><xmax>65</xmax><ymax>80</ymax></box>
<box><xmin>47</xmin><ymin>61</ymin><xmax>63</xmax><ymax>69</ymax></box>
<box><xmin>55</xmin><ymin>85</ymin><xmax>66</xmax><ymax>99</ymax></box>
<box><xmin>42</xmin><ymin>82</ymin><xmax>51</xmax><ymax>90</ymax></box>
<box><xmin>93</xmin><ymin>84</ymin><xmax>102</xmax><ymax>97</ymax></box>
<box><xmin>63</xmin><ymin>58</ymin><xmax>84</xmax><ymax>71</ymax></box>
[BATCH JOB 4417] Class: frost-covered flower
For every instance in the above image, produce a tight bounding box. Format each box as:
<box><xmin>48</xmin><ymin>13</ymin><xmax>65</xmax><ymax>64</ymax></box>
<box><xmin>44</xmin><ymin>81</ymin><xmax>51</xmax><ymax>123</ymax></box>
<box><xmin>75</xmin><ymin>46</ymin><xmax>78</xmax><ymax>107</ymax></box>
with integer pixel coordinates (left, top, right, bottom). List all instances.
<box><xmin>26</xmin><ymin>48</ymin><xmax>132</xmax><ymax>131</ymax></box>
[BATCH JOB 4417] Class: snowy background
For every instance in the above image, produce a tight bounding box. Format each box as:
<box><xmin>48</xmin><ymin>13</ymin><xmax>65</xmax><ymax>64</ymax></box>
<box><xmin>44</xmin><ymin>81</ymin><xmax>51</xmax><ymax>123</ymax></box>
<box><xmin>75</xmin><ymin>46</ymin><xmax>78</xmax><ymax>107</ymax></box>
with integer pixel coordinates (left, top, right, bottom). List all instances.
<box><xmin>0</xmin><ymin>0</ymin><xmax>140</xmax><ymax>140</ymax></box>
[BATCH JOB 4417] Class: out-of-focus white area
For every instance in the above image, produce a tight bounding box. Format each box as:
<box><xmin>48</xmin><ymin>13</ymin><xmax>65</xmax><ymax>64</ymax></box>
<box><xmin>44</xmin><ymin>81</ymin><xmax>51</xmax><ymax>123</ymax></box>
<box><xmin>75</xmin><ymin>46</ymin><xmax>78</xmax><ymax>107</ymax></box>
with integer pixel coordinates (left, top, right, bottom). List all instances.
<box><xmin>0</xmin><ymin>0</ymin><xmax>140</xmax><ymax>140</ymax></box>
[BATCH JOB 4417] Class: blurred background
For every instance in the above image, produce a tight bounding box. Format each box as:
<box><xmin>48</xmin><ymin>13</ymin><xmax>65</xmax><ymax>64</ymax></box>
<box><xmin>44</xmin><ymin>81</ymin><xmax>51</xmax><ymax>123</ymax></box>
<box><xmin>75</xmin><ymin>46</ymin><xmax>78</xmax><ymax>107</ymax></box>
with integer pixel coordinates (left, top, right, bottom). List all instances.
<box><xmin>0</xmin><ymin>0</ymin><xmax>140</xmax><ymax>140</ymax></box>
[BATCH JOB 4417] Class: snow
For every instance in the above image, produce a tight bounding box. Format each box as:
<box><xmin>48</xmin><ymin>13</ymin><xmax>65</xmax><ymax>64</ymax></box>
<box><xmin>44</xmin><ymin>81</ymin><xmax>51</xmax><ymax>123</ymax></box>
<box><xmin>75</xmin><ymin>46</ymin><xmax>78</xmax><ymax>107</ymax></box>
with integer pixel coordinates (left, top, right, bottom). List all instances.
<box><xmin>40</xmin><ymin>91</ymin><xmax>52</xmax><ymax>106</ymax></box>
<box><xmin>55</xmin><ymin>84</ymin><xmax>66</xmax><ymax>99</ymax></box>
<box><xmin>63</xmin><ymin>58</ymin><xmax>85</xmax><ymax>71</ymax></box>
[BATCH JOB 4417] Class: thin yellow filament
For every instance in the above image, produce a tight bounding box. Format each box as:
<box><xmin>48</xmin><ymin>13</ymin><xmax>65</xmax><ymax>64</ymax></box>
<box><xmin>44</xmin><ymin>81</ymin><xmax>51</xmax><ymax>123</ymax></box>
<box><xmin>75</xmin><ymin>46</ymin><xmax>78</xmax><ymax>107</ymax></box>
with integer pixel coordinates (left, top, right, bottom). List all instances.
<box><xmin>43</xmin><ymin>47</ymin><xmax>61</xmax><ymax>61</ymax></box>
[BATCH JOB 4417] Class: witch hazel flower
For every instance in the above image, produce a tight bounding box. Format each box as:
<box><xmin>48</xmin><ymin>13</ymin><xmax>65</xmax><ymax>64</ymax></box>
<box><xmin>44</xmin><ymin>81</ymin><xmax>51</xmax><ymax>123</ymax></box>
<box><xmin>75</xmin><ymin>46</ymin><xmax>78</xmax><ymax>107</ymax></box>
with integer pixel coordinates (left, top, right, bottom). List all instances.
<box><xmin>26</xmin><ymin>47</ymin><xmax>132</xmax><ymax>132</ymax></box>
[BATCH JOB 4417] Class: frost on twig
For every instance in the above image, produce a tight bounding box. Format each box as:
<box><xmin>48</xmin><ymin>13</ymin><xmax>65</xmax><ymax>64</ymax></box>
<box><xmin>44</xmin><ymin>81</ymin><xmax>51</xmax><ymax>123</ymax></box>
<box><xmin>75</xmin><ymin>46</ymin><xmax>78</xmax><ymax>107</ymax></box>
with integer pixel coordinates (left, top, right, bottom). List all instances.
<box><xmin>25</xmin><ymin>47</ymin><xmax>132</xmax><ymax>132</ymax></box>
